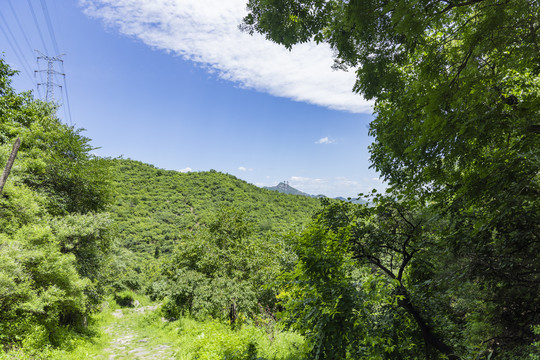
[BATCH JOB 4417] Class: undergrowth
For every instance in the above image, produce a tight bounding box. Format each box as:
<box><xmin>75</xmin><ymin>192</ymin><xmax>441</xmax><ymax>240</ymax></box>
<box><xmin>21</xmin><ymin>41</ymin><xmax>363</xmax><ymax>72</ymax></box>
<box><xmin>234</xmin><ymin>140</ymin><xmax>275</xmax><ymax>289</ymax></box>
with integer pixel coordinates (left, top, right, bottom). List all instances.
<box><xmin>164</xmin><ymin>315</ymin><xmax>307</xmax><ymax>360</ymax></box>
<box><xmin>1</xmin><ymin>295</ymin><xmax>307</xmax><ymax>359</ymax></box>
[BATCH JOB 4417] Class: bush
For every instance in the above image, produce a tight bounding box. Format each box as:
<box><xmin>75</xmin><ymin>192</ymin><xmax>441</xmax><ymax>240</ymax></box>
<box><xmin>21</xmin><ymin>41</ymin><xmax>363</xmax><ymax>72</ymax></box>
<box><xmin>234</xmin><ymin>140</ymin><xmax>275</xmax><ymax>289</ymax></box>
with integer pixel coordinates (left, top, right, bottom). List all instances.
<box><xmin>162</xmin><ymin>207</ymin><xmax>285</xmax><ymax>321</ymax></box>
<box><xmin>114</xmin><ymin>290</ymin><xmax>137</xmax><ymax>308</ymax></box>
<box><xmin>0</xmin><ymin>57</ymin><xmax>113</xmax><ymax>355</ymax></box>
<box><xmin>0</xmin><ymin>225</ymin><xmax>89</xmax><ymax>347</ymax></box>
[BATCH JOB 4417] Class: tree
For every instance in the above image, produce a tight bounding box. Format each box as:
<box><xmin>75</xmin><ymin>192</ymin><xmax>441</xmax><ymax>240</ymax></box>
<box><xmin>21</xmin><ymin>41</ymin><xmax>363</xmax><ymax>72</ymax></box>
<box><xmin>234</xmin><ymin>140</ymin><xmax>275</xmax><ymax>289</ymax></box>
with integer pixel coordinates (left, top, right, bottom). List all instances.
<box><xmin>161</xmin><ymin>207</ymin><xmax>284</xmax><ymax>321</ymax></box>
<box><xmin>0</xmin><ymin>57</ymin><xmax>114</xmax><ymax>352</ymax></box>
<box><xmin>279</xmin><ymin>197</ymin><xmax>480</xmax><ymax>359</ymax></box>
<box><xmin>242</xmin><ymin>0</ymin><xmax>540</xmax><ymax>356</ymax></box>
<box><xmin>242</xmin><ymin>0</ymin><xmax>539</xmax><ymax>208</ymax></box>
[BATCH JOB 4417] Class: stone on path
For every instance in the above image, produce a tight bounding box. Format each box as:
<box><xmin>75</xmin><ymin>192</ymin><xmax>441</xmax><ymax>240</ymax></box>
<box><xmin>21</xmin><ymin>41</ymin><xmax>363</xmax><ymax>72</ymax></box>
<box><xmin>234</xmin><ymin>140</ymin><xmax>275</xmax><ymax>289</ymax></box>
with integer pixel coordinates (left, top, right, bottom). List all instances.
<box><xmin>99</xmin><ymin>305</ymin><xmax>175</xmax><ymax>359</ymax></box>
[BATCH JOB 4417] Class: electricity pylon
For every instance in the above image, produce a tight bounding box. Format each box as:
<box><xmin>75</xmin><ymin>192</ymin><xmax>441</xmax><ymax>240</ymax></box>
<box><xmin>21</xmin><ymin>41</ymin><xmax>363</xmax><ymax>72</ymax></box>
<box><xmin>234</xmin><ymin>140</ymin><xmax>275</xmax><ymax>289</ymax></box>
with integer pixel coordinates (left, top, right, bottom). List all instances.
<box><xmin>35</xmin><ymin>51</ymin><xmax>64</xmax><ymax>102</ymax></box>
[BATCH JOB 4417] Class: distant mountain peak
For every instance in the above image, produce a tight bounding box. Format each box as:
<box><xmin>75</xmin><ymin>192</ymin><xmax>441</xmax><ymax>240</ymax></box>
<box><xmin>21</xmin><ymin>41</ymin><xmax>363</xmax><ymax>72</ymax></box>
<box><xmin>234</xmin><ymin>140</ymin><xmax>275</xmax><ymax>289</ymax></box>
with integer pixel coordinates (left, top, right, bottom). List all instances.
<box><xmin>263</xmin><ymin>181</ymin><xmax>367</xmax><ymax>204</ymax></box>
<box><xmin>264</xmin><ymin>181</ymin><xmax>311</xmax><ymax>197</ymax></box>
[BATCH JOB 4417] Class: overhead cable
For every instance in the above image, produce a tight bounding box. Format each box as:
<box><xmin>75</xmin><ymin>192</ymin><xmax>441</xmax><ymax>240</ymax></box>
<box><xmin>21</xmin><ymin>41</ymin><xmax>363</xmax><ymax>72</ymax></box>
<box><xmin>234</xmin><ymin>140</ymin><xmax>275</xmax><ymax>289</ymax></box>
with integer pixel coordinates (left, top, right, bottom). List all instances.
<box><xmin>7</xmin><ymin>0</ymin><xmax>35</xmax><ymax>57</ymax></box>
<box><xmin>26</xmin><ymin>0</ymin><xmax>49</xmax><ymax>54</ymax></box>
<box><xmin>39</xmin><ymin>0</ymin><xmax>60</xmax><ymax>55</ymax></box>
<box><xmin>0</xmin><ymin>13</ymin><xmax>36</xmax><ymax>85</ymax></box>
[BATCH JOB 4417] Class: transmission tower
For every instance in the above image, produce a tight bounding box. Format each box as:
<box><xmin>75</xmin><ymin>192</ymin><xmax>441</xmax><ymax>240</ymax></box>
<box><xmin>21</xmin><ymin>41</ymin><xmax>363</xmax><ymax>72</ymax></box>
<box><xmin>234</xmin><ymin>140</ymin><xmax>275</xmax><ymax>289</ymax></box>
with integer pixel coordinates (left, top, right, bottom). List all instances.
<box><xmin>35</xmin><ymin>51</ymin><xmax>65</xmax><ymax>102</ymax></box>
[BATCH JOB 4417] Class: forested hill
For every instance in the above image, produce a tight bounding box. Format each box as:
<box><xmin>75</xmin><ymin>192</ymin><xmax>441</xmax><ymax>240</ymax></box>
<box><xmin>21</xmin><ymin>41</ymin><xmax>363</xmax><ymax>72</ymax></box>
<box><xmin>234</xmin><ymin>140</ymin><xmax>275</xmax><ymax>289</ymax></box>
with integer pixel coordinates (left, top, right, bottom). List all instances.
<box><xmin>109</xmin><ymin>159</ymin><xmax>322</xmax><ymax>256</ymax></box>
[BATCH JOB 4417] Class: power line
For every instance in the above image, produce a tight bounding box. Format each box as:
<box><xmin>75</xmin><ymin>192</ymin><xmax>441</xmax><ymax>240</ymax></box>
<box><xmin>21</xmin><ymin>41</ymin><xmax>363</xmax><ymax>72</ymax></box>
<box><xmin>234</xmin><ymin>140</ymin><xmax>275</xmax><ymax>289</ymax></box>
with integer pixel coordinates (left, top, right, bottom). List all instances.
<box><xmin>35</xmin><ymin>69</ymin><xmax>43</xmax><ymax>99</ymax></box>
<box><xmin>0</xmin><ymin>14</ymin><xmax>36</xmax><ymax>85</ymax></box>
<box><xmin>56</xmin><ymin>61</ymin><xmax>73</xmax><ymax>125</ymax></box>
<box><xmin>27</xmin><ymin>0</ymin><xmax>49</xmax><ymax>55</ymax></box>
<box><xmin>60</xmin><ymin>71</ymin><xmax>73</xmax><ymax>125</ymax></box>
<box><xmin>38</xmin><ymin>0</ymin><xmax>72</xmax><ymax>124</ymax></box>
<box><xmin>2</xmin><ymin>0</ymin><xmax>73</xmax><ymax>124</ymax></box>
<box><xmin>7</xmin><ymin>0</ymin><xmax>35</xmax><ymax>57</ymax></box>
<box><xmin>39</xmin><ymin>0</ymin><xmax>60</xmax><ymax>55</ymax></box>
<box><xmin>2</xmin><ymin>2</ymin><xmax>40</xmax><ymax>91</ymax></box>
<box><xmin>58</xmin><ymin>83</ymin><xmax>68</xmax><ymax>122</ymax></box>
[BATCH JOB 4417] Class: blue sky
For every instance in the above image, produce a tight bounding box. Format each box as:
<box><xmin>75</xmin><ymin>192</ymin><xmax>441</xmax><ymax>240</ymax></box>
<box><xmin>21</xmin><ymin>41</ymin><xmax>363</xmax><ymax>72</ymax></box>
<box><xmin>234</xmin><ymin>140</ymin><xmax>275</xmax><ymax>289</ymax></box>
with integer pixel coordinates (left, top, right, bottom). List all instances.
<box><xmin>0</xmin><ymin>0</ymin><xmax>384</xmax><ymax>198</ymax></box>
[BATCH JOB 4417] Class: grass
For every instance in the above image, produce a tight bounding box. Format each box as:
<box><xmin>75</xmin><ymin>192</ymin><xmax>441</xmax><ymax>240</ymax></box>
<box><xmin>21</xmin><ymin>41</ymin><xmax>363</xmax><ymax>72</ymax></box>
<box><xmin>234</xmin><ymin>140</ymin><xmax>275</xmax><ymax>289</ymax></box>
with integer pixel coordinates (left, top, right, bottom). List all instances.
<box><xmin>169</xmin><ymin>316</ymin><xmax>307</xmax><ymax>360</ymax></box>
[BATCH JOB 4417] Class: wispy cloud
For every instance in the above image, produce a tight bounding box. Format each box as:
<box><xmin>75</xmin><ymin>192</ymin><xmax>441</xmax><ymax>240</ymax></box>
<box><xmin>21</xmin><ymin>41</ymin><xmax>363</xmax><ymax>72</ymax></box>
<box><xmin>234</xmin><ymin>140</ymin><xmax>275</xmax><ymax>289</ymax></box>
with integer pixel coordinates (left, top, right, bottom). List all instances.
<box><xmin>80</xmin><ymin>0</ymin><xmax>373</xmax><ymax>113</ymax></box>
<box><xmin>290</xmin><ymin>176</ymin><xmax>328</xmax><ymax>195</ymax></box>
<box><xmin>291</xmin><ymin>176</ymin><xmax>327</xmax><ymax>185</ymax></box>
<box><xmin>315</xmin><ymin>137</ymin><xmax>335</xmax><ymax>145</ymax></box>
<box><xmin>179</xmin><ymin>167</ymin><xmax>192</xmax><ymax>172</ymax></box>
<box><xmin>238</xmin><ymin>166</ymin><xmax>253</xmax><ymax>172</ymax></box>
<box><xmin>335</xmin><ymin>176</ymin><xmax>359</xmax><ymax>187</ymax></box>
<box><xmin>286</xmin><ymin>175</ymin><xmax>385</xmax><ymax>197</ymax></box>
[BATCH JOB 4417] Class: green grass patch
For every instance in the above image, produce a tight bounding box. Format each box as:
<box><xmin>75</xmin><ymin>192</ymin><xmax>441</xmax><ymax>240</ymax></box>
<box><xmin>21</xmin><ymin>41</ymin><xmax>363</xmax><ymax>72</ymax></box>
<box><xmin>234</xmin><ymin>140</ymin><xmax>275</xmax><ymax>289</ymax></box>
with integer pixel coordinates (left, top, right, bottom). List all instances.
<box><xmin>170</xmin><ymin>316</ymin><xmax>307</xmax><ymax>360</ymax></box>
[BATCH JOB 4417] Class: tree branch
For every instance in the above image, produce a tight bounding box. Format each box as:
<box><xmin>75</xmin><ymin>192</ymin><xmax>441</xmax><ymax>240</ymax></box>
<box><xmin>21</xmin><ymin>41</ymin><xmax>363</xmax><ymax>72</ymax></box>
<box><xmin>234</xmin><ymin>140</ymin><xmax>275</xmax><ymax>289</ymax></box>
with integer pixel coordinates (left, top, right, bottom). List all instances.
<box><xmin>396</xmin><ymin>285</ymin><xmax>461</xmax><ymax>359</ymax></box>
<box><xmin>449</xmin><ymin>45</ymin><xmax>474</xmax><ymax>88</ymax></box>
<box><xmin>439</xmin><ymin>0</ymin><xmax>485</xmax><ymax>14</ymax></box>
<box><xmin>0</xmin><ymin>138</ymin><xmax>21</xmax><ymax>195</ymax></box>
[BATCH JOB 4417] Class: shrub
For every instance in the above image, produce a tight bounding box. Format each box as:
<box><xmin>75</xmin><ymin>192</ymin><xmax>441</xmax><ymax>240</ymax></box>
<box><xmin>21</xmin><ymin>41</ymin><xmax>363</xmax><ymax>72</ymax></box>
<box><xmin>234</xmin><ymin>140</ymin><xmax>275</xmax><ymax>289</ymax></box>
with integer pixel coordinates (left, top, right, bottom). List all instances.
<box><xmin>114</xmin><ymin>290</ymin><xmax>136</xmax><ymax>308</ymax></box>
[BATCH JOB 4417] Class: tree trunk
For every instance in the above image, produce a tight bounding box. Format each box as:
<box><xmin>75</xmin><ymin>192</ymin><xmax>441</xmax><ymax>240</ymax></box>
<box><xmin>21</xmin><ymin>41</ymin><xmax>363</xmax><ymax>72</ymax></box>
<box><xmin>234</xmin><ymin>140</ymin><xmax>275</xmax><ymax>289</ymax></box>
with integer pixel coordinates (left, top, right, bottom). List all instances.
<box><xmin>396</xmin><ymin>285</ymin><xmax>460</xmax><ymax>360</ymax></box>
<box><xmin>0</xmin><ymin>138</ymin><xmax>21</xmax><ymax>195</ymax></box>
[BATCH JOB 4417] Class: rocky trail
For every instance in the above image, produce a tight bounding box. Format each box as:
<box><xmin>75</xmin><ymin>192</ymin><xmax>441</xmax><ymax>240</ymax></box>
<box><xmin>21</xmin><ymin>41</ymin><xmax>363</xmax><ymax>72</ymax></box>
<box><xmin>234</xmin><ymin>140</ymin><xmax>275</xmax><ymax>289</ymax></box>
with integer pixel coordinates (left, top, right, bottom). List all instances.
<box><xmin>95</xmin><ymin>305</ymin><xmax>176</xmax><ymax>360</ymax></box>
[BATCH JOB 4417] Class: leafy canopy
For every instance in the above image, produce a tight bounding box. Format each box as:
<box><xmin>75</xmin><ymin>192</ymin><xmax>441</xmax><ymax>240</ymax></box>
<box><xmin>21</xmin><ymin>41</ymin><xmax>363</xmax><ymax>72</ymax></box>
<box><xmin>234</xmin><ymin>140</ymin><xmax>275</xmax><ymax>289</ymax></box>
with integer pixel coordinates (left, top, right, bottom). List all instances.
<box><xmin>242</xmin><ymin>0</ymin><xmax>539</xmax><ymax>195</ymax></box>
<box><xmin>243</xmin><ymin>0</ymin><xmax>540</xmax><ymax>358</ymax></box>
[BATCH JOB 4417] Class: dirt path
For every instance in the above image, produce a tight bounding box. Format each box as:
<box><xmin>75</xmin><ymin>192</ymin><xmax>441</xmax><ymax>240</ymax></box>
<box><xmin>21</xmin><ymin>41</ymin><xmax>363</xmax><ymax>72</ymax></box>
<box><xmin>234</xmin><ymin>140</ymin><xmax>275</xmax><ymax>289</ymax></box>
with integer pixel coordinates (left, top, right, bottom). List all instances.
<box><xmin>97</xmin><ymin>305</ymin><xmax>176</xmax><ymax>360</ymax></box>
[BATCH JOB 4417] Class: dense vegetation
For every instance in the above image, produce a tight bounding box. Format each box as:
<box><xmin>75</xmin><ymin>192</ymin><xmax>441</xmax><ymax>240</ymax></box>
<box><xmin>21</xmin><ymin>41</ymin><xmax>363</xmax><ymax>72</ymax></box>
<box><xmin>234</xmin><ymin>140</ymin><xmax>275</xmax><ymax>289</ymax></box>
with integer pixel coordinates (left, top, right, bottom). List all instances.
<box><xmin>105</xmin><ymin>159</ymin><xmax>322</xmax><ymax>325</ymax></box>
<box><xmin>243</xmin><ymin>0</ymin><xmax>540</xmax><ymax>358</ymax></box>
<box><xmin>0</xmin><ymin>58</ymin><xmax>113</xmax><ymax>354</ymax></box>
<box><xmin>2</xmin><ymin>0</ymin><xmax>539</xmax><ymax>357</ymax></box>
<box><xmin>0</xmin><ymin>58</ymin><xmax>321</xmax><ymax>358</ymax></box>
<box><xmin>109</xmin><ymin>159</ymin><xmax>321</xmax><ymax>256</ymax></box>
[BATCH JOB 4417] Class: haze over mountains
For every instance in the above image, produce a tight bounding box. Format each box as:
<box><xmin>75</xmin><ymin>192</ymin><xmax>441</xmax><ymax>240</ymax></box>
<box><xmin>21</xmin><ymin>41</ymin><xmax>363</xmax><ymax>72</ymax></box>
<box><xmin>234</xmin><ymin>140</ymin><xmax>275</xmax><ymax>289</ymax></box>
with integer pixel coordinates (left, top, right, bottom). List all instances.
<box><xmin>264</xmin><ymin>181</ymin><xmax>367</xmax><ymax>204</ymax></box>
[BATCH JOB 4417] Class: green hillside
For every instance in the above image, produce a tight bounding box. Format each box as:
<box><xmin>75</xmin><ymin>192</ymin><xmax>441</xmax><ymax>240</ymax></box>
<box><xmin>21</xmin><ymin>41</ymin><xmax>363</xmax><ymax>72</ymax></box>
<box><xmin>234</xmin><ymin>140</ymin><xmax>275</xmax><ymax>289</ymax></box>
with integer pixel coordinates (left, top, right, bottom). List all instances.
<box><xmin>109</xmin><ymin>159</ymin><xmax>322</xmax><ymax>256</ymax></box>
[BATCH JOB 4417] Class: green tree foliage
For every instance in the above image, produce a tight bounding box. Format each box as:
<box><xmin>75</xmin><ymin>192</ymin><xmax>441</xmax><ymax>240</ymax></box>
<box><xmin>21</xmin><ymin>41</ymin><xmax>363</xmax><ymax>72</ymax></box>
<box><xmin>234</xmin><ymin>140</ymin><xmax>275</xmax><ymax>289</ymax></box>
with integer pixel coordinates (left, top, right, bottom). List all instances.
<box><xmin>0</xmin><ymin>225</ymin><xmax>88</xmax><ymax>346</ymax></box>
<box><xmin>49</xmin><ymin>213</ymin><xmax>114</xmax><ymax>300</ymax></box>
<box><xmin>0</xmin><ymin>72</ymin><xmax>112</xmax><ymax>215</ymax></box>
<box><xmin>243</xmin><ymin>0</ymin><xmax>539</xmax><ymax>357</ymax></box>
<box><xmin>277</xmin><ymin>209</ymin><xmax>370</xmax><ymax>359</ymax></box>
<box><xmin>161</xmin><ymin>207</ymin><xmax>287</xmax><ymax>321</ymax></box>
<box><xmin>279</xmin><ymin>196</ymin><xmax>536</xmax><ymax>359</ymax></box>
<box><xmin>0</xmin><ymin>58</ymin><xmax>114</xmax><ymax>352</ymax></box>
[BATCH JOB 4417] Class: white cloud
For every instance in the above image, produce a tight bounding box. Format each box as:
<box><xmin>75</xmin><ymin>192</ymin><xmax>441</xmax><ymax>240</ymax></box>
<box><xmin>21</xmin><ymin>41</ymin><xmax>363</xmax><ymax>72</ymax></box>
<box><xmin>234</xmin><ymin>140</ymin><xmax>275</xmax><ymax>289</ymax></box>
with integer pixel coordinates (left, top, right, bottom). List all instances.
<box><xmin>238</xmin><ymin>166</ymin><xmax>253</xmax><ymax>172</ymax></box>
<box><xmin>315</xmin><ymin>137</ymin><xmax>335</xmax><ymax>145</ymax></box>
<box><xmin>80</xmin><ymin>0</ymin><xmax>373</xmax><ymax>113</ymax></box>
<box><xmin>179</xmin><ymin>167</ymin><xmax>192</xmax><ymax>172</ymax></box>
